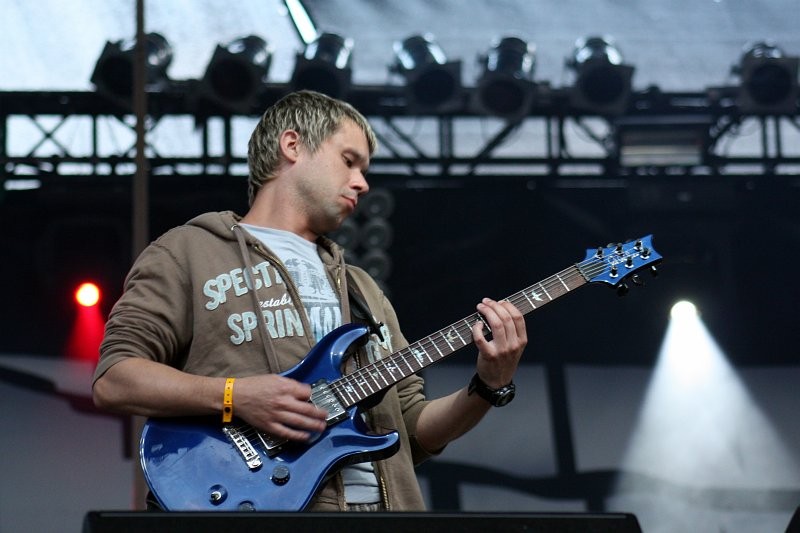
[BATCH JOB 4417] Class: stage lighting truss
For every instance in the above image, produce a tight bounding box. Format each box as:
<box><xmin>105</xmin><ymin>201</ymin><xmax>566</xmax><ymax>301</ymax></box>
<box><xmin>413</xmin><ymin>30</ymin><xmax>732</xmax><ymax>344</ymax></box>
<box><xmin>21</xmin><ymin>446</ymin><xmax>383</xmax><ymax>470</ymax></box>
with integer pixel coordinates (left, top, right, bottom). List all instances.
<box><xmin>566</xmin><ymin>35</ymin><xmax>634</xmax><ymax>117</ymax></box>
<box><xmin>732</xmin><ymin>41</ymin><xmax>799</xmax><ymax>115</ymax></box>
<box><xmin>291</xmin><ymin>32</ymin><xmax>354</xmax><ymax>99</ymax></box>
<box><xmin>200</xmin><ymin>35</ymin><xmax>272</xmax><ymax>113</ymax></box>
<box><xmin>90</xmin><ymin>32</ymin><xmax>173</xmax><ymax>105</ymax></box>
<box><xmin>4</xmin><ymin>35</ymin><xmax>800</xmax><ymax>181</ymax></box>
<box><xmin>391</xmin><ymin>34</ymin><xmax>463</xmax><ymax>113</ymax></box>
<box><xmin>474</xmin><ymin>36</ymin><xmax>537</xmax><ymax>120</ymax></box>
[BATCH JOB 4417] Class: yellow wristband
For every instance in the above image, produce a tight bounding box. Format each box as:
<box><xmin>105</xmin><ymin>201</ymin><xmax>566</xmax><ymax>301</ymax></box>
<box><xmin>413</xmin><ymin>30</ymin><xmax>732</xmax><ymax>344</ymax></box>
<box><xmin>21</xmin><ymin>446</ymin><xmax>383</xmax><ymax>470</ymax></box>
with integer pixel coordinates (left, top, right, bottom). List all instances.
<box><xmin>222</xmin><ymin>377</ymin><xmax>235</xmax><ymax>423</ymax></box>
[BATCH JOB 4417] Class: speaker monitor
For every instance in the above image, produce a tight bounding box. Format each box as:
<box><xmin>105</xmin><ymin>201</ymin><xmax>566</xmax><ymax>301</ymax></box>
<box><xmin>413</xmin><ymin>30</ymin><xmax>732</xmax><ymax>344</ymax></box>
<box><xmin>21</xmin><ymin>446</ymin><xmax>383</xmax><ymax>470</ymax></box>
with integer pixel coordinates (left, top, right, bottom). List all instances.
<box><xmin>84</xmin><ymin>511</ymin><xmax>642</xmax><ymax>533</ymax></box>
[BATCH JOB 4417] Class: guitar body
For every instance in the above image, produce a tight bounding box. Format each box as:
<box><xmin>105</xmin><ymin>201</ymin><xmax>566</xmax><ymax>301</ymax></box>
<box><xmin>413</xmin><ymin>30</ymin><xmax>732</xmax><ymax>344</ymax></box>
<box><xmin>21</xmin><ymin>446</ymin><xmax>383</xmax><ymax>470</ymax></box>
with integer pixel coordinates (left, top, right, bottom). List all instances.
<box><xmin>140</xmin><ymin>323</ymin><xmax>400</xmax><ymax>511</ymax></box>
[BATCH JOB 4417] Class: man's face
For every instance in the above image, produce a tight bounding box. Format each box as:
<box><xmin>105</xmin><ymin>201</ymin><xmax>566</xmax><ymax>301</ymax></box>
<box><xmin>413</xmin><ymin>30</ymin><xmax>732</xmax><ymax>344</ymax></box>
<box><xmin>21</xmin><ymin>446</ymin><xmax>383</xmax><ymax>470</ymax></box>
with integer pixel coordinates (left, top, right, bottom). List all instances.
<box><xmin>293</xmin><ymin>119</ymin><xmax>371</xmax><ymax>236</ymax></box>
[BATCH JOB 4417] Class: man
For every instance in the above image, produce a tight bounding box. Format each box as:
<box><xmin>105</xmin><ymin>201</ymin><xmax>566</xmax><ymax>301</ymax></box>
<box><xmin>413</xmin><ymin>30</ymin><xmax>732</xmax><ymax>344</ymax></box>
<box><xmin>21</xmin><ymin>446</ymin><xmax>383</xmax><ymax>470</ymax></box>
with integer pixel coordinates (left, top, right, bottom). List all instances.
<box><xmin>92</xmin><ymin>90</ymin><xmax>527</xmax><ymax>511</ymax></box>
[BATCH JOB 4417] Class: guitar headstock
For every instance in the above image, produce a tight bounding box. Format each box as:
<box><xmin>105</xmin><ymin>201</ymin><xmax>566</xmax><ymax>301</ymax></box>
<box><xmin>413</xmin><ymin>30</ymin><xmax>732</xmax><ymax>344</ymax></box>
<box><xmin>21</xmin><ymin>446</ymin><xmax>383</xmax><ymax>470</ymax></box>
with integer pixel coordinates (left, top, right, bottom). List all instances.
<box><xmin>579</xmin><ymin>235</ymin><xmax>662</xmax><ymax>293</ymax></box>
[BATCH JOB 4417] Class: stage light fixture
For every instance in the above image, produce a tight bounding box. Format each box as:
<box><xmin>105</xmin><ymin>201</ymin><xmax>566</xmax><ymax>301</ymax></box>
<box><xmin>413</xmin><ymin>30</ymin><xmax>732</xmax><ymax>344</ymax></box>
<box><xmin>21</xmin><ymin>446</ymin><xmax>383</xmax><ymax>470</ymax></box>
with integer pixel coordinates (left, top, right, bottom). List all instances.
<box><xmin>200</xmin><ymin>35</ymin><xmax>271</xmax><ymax>113</ymax></box>
<box><xmin>474</xmin><ymin>36</ymin><xmax>537</xmax><ymax>119</ymax></box>
<box><xmin>391</xmin><ymin>34</ymin><xmax>463</xmax><ymax>113</ymax></box>
<box><xmin>360</xmin><ymin>249</ymin><xmax>393</xmax><ymax>281</ymax></box>
<box><xmin>75</xmin><ymin>282</ymin><xmax>101</xmax><ymax>308</ymax></box>
<box><xmin>361</xmin><ymin>218</ymin><xmax>394</xmax><ymax>250</ymax></box>
<box><xmin>615</xmin><ymin>115</ymin><xmax>711</xmax><ymax>168</ymax></box>
<box><xmin>327</xmin><ymin>218</ymin><xmax>360</xmax><ymax>249</ymax></box>
<box><xmin>566</xmin><ymin>35</ymin><xmax>634</xmax><ymax>116</ymax></box>
<box><xmin>732</xmin><ymin>41</ymin><xmax>799</xmax><ymax>114</ymax></box>
<box><xmin>90</xmin><ymin>32</ymin><xmax>173</xmax><ymax>102</ymax></box>
<box><xmin>291</xmin><ymin>32</ymin><xmax>353</xmax><ymax>99</ymax></box>
<box><xmin>357</xmin><ymin>188</ymin><xmax>395</xmax><ymax>219</ymax></box>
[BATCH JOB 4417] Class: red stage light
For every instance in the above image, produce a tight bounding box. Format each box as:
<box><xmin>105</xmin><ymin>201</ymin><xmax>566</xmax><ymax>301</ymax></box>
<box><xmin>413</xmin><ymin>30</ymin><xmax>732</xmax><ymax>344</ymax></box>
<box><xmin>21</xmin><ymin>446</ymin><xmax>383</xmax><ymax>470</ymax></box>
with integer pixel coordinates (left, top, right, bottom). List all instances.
<box><xmin>75</xmin><ymin>282</ymin><xmax>101</xmax><ymax>307</ymax></box>
<box><xmin>68</xmin><ymin>282</ymin><xmax>106</xmax><ymax>362</ymax></box>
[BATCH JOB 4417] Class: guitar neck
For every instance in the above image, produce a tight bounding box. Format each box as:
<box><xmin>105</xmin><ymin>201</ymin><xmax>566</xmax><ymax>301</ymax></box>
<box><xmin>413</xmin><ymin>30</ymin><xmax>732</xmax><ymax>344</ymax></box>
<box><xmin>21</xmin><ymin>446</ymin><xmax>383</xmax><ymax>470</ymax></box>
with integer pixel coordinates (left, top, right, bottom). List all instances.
<box><xmin>334</xmin><ymin>263</ymin><xmax>591</xmax><ymax>408</ymax></box>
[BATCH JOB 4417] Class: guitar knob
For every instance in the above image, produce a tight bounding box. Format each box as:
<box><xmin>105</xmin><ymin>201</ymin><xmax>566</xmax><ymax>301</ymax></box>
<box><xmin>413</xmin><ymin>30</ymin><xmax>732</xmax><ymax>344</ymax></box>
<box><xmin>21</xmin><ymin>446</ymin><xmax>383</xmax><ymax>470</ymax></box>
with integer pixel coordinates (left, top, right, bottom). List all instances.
<box><xmin>272</xmin><ymin>464</ymin><xmax>291</xmax><ymax>485</ymax></box>
<box><xmin>208</xmin><ymin>485</ymin><xmax>228</xmax><ymax>505</ymax></box>
<box><xmin>617</xmin><ymin>283</ymin><xmax>629</xmax><ymax>297</ymax></box>
<box><xmin>238</xmin><ymin>501</ymin><xmax>256</xmax><ymax>511</ymax></box>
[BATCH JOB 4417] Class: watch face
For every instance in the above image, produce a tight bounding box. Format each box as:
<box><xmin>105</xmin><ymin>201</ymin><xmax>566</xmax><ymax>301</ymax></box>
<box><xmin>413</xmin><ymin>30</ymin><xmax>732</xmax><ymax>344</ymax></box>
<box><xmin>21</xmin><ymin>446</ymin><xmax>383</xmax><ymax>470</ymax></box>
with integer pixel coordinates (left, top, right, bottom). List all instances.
<box><xmin>469</xmin><ymin>373</ymin><xmax>515</xmax><ymax>407</ymax></box>
<box><xmin>493</xmin><ymin>388</ymin><xmax>515</xmax><ymax>407</ymax></box>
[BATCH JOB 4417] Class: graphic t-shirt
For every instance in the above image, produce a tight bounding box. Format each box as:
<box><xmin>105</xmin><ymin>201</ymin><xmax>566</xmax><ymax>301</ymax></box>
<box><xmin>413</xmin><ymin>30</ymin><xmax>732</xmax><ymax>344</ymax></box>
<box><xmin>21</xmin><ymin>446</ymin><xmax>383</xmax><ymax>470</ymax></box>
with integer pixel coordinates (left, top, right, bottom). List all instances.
<box><xmin>241</xmin><ymin>224</ymin><xmax>380</xmax><ymax>504</ymax></box>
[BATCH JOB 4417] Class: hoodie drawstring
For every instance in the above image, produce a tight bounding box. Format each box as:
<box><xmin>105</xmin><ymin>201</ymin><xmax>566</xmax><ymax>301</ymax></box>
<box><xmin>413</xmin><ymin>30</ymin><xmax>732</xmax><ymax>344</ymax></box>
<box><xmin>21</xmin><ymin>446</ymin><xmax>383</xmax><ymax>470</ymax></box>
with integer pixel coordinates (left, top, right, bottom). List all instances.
<box><xmin>231</xmin><ymin>224</ymin><xmax>283</xmax><ymax>373</ymax></box>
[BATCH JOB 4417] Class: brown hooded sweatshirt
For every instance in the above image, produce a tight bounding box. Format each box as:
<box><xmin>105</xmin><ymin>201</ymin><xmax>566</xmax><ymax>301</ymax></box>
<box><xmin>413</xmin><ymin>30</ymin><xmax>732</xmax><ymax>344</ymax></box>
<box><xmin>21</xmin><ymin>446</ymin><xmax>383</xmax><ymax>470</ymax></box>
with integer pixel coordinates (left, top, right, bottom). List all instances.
<box><xmin>95</xmin><ymin>211</ymin><xmax>437</xmax><ymax>511</ymax></box>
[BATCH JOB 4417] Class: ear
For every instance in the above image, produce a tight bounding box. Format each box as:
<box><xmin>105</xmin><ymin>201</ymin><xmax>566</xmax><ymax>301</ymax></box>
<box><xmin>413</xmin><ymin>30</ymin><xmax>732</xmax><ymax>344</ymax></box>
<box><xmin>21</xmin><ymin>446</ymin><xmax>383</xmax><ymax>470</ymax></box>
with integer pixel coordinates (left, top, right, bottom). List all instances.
<box><xmin>279</xmin><ymin>129</ymin><xmax>302</xmax><ymax>163</ymax></box>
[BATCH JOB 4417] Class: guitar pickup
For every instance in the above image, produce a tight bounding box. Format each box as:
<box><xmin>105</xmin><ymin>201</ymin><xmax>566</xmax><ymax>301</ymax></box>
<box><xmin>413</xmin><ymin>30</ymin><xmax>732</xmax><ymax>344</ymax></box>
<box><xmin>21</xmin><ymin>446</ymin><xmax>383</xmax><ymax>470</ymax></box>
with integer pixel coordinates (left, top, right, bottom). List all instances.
<box><xmin>312</xmin><ymin>380</ymin><xmax>348</xmax><ymax>425</ymax></box>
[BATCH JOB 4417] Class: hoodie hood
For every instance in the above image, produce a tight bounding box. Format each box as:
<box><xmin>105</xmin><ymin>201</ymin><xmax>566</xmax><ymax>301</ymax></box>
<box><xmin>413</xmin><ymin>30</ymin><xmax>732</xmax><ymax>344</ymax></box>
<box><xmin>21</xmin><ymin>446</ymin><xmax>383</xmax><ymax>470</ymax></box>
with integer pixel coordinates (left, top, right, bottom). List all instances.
<box><xmin>186</xmin><ymin>210</ymin><xmax>345</xmax><ymax>266</ymax></box>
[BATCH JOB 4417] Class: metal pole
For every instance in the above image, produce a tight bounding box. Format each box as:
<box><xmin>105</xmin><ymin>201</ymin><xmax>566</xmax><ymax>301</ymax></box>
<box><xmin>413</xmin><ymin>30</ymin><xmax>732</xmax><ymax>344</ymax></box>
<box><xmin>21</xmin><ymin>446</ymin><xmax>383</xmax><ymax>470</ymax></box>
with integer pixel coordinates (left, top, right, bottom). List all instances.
<box><xmin>132</xmin><ymin>0</ymin><xmax>148</xmax><ymax>258</ymax></box>
<box><xmin>131</xmin><ymin>0</ymin><xmax>148</xmax><ymax>511</ymax></box>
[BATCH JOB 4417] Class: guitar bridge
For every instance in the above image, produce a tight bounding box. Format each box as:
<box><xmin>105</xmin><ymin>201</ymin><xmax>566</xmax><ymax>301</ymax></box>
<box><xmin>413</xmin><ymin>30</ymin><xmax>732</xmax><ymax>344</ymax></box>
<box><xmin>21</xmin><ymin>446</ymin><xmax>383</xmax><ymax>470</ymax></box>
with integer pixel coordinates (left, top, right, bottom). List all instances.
<box><xmin>222</xmin><ymin>425</ymin><xmax>263</xmax><ymax>470</ymax></box>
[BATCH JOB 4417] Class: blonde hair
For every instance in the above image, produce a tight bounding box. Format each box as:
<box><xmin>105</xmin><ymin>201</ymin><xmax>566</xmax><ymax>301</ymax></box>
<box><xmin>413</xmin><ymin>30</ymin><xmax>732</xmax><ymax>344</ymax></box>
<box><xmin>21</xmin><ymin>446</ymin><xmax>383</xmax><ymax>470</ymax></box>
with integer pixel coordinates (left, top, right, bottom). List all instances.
<box><xmin>247</xmin><ymin>90</ymin><xmax>378</xmax><ymax>205</ymax></box>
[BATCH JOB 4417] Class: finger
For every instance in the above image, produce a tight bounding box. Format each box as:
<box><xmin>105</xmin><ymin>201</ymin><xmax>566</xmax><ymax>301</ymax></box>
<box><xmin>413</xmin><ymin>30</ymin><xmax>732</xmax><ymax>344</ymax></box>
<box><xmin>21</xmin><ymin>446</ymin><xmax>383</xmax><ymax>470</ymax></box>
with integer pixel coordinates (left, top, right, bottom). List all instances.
<box><xmin>478</xmin><ymin>299</ymin><xmax>513</xmax><ymax>341</ymax></box>
<box><xmin>472</xmin><ymin>318</ymin><xmax>490</xmax><ymax>349</ymax></box>
<box><xmin>264</xmin><ymin>421</ymin><xmax>320</xmax><ymax>442</ymax></box>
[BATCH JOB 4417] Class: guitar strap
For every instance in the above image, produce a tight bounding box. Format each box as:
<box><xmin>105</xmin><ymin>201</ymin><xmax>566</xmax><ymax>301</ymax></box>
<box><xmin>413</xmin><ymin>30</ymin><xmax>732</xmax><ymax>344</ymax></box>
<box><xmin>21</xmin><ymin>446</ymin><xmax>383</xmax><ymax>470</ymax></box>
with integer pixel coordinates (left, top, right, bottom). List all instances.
<box><xmin>345</xmin><ymin>268</ymin><xmax>390</xmax><ymax>411</ymax></box>
<box><xmin>345</xmin><ymin>268</ymin><xmax>385</xmax><ymax>343</ymax></box>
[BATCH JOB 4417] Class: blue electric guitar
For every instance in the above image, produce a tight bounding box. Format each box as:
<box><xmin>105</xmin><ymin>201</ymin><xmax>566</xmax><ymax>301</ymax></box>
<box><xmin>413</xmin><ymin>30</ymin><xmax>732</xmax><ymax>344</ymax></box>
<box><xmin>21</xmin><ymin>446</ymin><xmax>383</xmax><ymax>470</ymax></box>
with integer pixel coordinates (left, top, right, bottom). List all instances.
<box><xmin>140</xmin><ymin>236</ymin><xmax>662</xmax><ymax>511</ymax></box>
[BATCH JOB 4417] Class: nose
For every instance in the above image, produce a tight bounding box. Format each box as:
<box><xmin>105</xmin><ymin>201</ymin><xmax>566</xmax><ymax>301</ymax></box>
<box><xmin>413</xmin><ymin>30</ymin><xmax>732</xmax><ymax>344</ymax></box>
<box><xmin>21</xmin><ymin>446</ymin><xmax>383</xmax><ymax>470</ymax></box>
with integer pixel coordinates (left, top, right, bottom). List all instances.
<box><xmin>352</xmin><ymin>170</ymin><xmax>369</xmax><ymax>196</ymax></box>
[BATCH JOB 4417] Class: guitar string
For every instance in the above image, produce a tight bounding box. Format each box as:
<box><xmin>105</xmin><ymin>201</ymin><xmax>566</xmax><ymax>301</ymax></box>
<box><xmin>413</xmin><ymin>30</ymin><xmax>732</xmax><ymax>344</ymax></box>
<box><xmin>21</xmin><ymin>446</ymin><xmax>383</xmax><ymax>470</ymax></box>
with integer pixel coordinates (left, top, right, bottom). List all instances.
<box><xmin>328</xmin><ymin>249</ymin><xmax>652</xmax><ymax>405</ymax></box>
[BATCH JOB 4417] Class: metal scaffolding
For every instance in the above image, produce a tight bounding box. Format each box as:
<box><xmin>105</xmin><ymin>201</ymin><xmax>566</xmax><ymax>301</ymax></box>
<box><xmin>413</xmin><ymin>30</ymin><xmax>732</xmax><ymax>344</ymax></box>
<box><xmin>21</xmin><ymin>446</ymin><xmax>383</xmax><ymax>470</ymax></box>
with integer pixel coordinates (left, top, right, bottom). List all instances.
<box><xmin>2</xmin><ymin>85</ymin><xmax>800</xmax><ymax>183</ymax></box>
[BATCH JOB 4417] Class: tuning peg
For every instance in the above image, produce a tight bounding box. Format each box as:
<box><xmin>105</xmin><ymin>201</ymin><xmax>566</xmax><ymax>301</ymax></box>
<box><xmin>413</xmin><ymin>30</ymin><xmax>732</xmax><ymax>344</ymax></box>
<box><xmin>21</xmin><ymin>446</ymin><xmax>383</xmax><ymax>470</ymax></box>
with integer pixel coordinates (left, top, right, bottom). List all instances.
<box><xmin>617</xmin><ymin>282</ymin><xmax>629</xmax><ymax>297</ymax></box>
<box><xmin>650</xmin><ymin>265</ymin><xmax>659</xmax><ymax>277</ymax></box>
<box><xmin>632</xmin><ymin>274</ymin><xmax>644</xmax><ymax>286</ymax></box>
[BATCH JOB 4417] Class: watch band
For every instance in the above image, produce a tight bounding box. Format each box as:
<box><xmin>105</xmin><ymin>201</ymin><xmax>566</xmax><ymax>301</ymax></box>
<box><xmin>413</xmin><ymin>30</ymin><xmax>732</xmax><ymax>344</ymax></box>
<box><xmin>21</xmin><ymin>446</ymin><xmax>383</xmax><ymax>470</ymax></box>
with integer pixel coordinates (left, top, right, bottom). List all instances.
<box><xmin>467</xmin><ymin>373</ymin><xmax>516</xmax><ymax>407</ymax></box>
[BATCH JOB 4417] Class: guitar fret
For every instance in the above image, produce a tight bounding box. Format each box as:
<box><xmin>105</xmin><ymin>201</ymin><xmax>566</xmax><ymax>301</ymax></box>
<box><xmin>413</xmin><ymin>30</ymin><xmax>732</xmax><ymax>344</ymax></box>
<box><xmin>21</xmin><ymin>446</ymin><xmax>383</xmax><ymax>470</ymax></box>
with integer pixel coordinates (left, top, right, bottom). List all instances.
<box><xmin>401</xmin><ymin>350</ymin><xmax>416</xmax><ymax>373</ymax></box>
<box><xmin>338</xmin><ymin>379</ymin><xmax>356</xmax><ymax>404</ymax></box>
<box><xmin>540</xmin><ymin>282</ymin><xmax>553</xmax><ymax>301</ymax></box>
<box><xmin>457</xmin><ymin>322</ymin><xmax>469</xmax><ymax>344</ymax></box>
<box><xmin>431</xmin><ymin>337</ymin><xmax>444</xmax><ymax>357</ymax></box>
<box><xmin>392</xmin><ymin>358</ymin><xmax>407</xmax><ymax>378</ymax></box>
<box><xmin>384</xmin><ymin>359</ymin><xmax>402</xmax><ymax>380</ymax></box>
<box><xmin>555</xmin><ymin>273</ymin><xmax>569</xmax><ymax>291</ymax></box>
<box><xmin>442</xmin><ymin>329</ymin><xmax>455</xmax><ymax>351</ymax></box>
<box><xmin>360</xmin><ymin>376</ymin><xmax>375</xmax><ymax>394</ymax></box>
<box><xmin>373</xmin><ymin>366</ymin><xmax>390</xmax><ymax>387</ymax></box>
<box><xmin>353</xmin><ymin>378</ymin><xmax>367</xmax><ymax>397</ymax></box>
<box><xmin>409</xmin><ymin>345</ymin><xmax>429</xmax><ymax>366</ymax></box>
<box><xmin>348</xmin><ymin>377</ymin><xmax>362</xmax><ymax>402</ymax></box>
<box><xmin>522</xmin><ymin>290</ymin><xmax>537</xmax><ymax>310</ymax></box>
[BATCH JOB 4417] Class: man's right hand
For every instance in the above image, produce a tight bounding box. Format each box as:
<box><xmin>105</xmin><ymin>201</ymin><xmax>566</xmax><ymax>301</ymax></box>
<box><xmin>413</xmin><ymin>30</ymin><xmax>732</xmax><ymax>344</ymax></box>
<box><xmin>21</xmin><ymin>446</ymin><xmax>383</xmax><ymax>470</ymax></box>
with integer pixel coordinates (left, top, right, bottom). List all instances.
<box><xmin>233</xmin><ymin>374</ymin><xmax>329</xmax><ymax>441</ymax></box>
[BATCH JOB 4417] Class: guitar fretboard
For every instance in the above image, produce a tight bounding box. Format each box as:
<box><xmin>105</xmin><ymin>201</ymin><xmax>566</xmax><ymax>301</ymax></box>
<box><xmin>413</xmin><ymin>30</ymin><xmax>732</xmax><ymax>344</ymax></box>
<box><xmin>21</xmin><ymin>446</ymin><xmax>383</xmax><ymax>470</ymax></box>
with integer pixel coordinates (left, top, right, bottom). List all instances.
<box><xmin>330</xmin><ymin>261</ymin><xmax>600</xmax><ymax>408</ymax></box>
